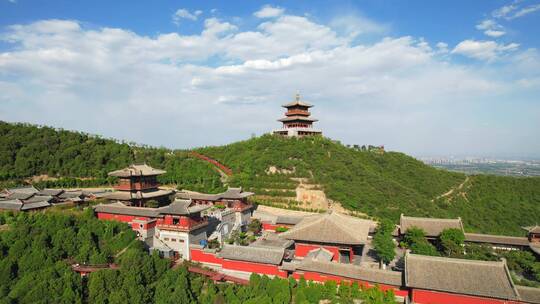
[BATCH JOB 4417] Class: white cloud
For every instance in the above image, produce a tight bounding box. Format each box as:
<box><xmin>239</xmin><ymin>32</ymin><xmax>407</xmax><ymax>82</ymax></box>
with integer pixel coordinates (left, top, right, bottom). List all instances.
<box><xmin>475</xmin><ymin>19</ymin><xmax>505</xmax><ymax>38</ymax></box>
<box><xmin>511</xmin><ymin>3</ymin><xmax>540</xmax><ymax>19</ymax></box>
<box><xmin>452</xmin><ymin>40</ymin><xmax>519</xmax><ymax>60</ymax></box>
<box><xmin>0</xmin><ymin>13</ymin><xmax>539</xmax><ymax>155</ymax></box>
<box><xmin>172</xmin><ymin>8</ymin><xmax>203</xmax><ymax>25</ymax></box>
<box><xmin>436</xmin><ymin>42</ymin><xmax>449</xmax><ymax>53</ymax></box>
<box><xmin>492</xmin><ymin>3</ymin><xmax>519</xmax><ymax>19</ymax></box>
<box><xmin>484</xmin><ymin>30</ymin><xmax>506</xmax><ymax>38</ymax></box>
<box><xmin>329</xmin><ymin>13</ymin><xmax>389</xmax><ymax>38</ymax></box>
<box><xmin>492</xmin><ymin>2</ymin><xmax>540</xmax><ymax>20</ymax></box>
<box><xmin>254</xmin><ymin>5</ymin><xmax>284</xmax><ymax>18</ymax></box>
<box><xmin>476</xmin><ymin>19</ymin><xmax>496</xmax><ymax>31</ymax></box>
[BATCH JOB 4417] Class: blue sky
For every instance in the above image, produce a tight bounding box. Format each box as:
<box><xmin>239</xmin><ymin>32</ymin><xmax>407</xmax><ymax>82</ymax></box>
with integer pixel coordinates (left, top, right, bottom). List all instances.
<box><xmin>1</xmin><ymin>0</ymin><xmax>539</xmax><ymax>157</ymax></box>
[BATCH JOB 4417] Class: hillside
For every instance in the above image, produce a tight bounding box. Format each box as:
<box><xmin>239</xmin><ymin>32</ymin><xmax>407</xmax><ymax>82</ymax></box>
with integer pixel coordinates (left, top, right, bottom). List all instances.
<box><xmin>0</xmin><ymin>121</ymin><xmax>225</xmax><ymax>193</ymax></box>
<box><xmin>1</xmin><ymin>121</ymin><xmax>539</xmax><ymax>235</ymax></box>
<box><xmin>197</xmin><ymin>135</ymin><xmax>540</xmax><ymax>236</ymax></box>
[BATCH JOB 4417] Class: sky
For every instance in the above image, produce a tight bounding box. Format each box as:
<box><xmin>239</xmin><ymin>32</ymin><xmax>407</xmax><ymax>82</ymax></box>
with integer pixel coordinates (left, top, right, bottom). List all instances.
<box><xmin>1</xmin><ymin>0</ymin><xmax>539</xmax><ymax>158</ymax></box>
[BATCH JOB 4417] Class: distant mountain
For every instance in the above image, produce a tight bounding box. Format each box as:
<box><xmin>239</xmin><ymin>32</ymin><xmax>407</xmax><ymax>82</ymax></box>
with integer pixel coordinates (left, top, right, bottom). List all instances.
<box><xmin>1</xmin><ymin>121</ymin><xmax>539</xmax><ymax>235</ymax></box>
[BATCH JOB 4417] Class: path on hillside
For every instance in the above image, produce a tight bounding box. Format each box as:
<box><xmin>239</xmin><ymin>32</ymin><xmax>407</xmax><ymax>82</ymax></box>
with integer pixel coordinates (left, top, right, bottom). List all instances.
<box><xmin>188</xmin><ymin>152</ymin><xmax>233</xmax><ymax>182</ymax></box>
<box><xmin>114</xmin><ymin>239</ymin><xmax>137</xmax><ymax>258</ymax></box>
<box><xmin>432</xmin><ymin>176</ymin><xmax>470</xmax><ymax>201</ymax></box>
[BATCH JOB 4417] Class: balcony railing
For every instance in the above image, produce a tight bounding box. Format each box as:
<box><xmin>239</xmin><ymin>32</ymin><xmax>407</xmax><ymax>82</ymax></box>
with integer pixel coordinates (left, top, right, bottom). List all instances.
<box><xmin>114</xmin><ymin>182</ymin><xmax>159</xmax><ymax>191</ymax></box>
<box><xmin>157</xmin><ymin>220</ymin><xmax>209</xmax><ymax>232</ymax></box>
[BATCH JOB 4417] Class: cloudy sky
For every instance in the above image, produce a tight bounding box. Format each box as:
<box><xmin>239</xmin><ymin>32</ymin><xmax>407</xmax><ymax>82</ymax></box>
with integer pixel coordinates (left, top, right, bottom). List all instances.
<box><xmin>1</xmin><ymin>0</ymin><xmax>539</xmax><ymax>157</ymax></box>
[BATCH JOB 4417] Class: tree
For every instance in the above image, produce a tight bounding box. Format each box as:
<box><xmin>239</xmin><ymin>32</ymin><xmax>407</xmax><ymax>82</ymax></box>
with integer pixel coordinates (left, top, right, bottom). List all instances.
<box><xmin>373</xmin><ymin>219</ymin><xmax>396</xmax><ymax>268</ymax></box>
<box><xmin>145</xmin><ymin>200</ymin><xmax>159</xmax><ymax>208</ymax></box>
<box><xmin>439</xmin><ymin>228</ymin><xmax>465</xmax><ymax>256</ymax></box>
<box><xmin>404</xmin><ymin>227</ymin><xmax>439</xmax><ymax>256</ymax></box>
<box><xmin>247</xmin><ymin>219</ymin><xmax>262</xmax><ymax>234</ymax></box>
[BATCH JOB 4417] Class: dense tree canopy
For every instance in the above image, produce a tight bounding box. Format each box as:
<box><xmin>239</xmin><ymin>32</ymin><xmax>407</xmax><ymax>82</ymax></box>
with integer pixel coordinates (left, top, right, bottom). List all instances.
<box><xmin>0</xmin><ymin>121</ymin><xmax>225</xmax><ymax>193</ymax></box>
<box><xmin>2</xmin><ymin>121</ymin><xmax>540</xmax><ymax>235</ymax></box>
<box><xmin>0</xmin><ymin>211</ymin><xmax>397</xmax><ymax>303</ymax></box>
<box><xmin>198</xmin><ymin>135</ymin><xmax>540</xmax><ymax>235</ymax></box>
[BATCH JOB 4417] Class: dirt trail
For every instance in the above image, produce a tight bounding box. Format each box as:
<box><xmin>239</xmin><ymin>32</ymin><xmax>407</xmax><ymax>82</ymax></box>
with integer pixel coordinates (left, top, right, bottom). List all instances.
<box><xmin>433</xmin><ymin>176</ymin><xmax>470</xmax><ymax>201</ymax></box>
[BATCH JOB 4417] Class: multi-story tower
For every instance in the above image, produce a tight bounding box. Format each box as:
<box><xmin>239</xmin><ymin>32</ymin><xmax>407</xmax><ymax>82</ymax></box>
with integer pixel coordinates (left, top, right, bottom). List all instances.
<box><xmin>105</xmin><ymin>164</ymin><xmax>174</xmax><ymax>207</ymax></box>
<box><xmin>273</xmin><ymin>93</ymin><xmax>322</xmax><ymax>137</ymax></box>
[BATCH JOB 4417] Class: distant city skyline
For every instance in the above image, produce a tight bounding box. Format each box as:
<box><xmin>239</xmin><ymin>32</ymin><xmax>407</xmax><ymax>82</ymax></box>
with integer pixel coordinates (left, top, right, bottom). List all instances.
<box><xmin>1</xmin><ymin>0</ymin><xmax>539</xmax><ymax>157</ymax></box>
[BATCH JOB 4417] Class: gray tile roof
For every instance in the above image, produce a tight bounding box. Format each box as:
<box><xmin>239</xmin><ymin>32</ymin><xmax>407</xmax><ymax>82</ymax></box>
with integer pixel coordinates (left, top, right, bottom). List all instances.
<box><xmin>306</xmin><ymin>247</ymin><xmax>334</xmax><ymax>261</ymax></box>
<box><xmin>250</xmin><ymin>233</ymin><xmax>294</xmax><ymax>249</ymax></box>
<box><xmin>104</xmin><ymin>189</ymin><xmax>174</xmax><ymax>200</ymax></box>
<box><xmin>516</xmin><ymin>286</ymin><xmax>540</xmax><ymax>304</ymax></box>
<box><xmin>404</xmin><ymin>253</ymin><xmax>519</xmax><ymax>300</ymax></box>
<box><xmin>37</xmin><ymin>189</ymin><xmax>64</xmax><ymax>196</ymax></box>
<box><xmin>252</xmin><ymin>210</ymin><xmax>306</xmax><ymax>225</ymax></box>
<box><xmin>218</xmin><ymin>245</ymin><xmax>285</xmax><ymax>265</ymax></box>
<box><xmin>278</xmin><ymin>116</ymin><xmax>318</xmax><ymax>122</ymax></box>
<box><xmin>20</xmin><ymin>201</ymin><xmax>51</xmax><ymax>210</ymax></box>
<box><xmin>59</xmin><ymin>191</ymin><xmax>84</xmax><ymax>199</ymax></box>
<box><xmin>159</xmin><ymin>200</ymin><xmax>211</xmax><ymax>215</ymax></box>
<box><xmin>0</xmin><ymin>199</ymin><xmax>23</xmax><ymax>210</ymax></box>
<box><xmin>7</xmin><ymin>186</ymin><xmax>39</xmax><ymax>194</ymax></box>
<box><xmin>93</xmin><ymin>202</ymin><xmax>162</xmax><ymax>217</ymax></box>
<box><xmin>280</xmin><ymin>211</ymin><xmax>375</xmax><ymax>245</ymax></box>
<box><xmin>275</xmin><ymin>215</ymin><xmax>303</xmax><ymax>225</ymax></box>
<box><xmin>464</xmin><ymin>233</ymin><xmax>530</xmax><ymax>246</ymax></box>
<box><xmin>284</xmin><ymin>258</ymin><xmax>402</xmax><ymax>286</ymax></box>
<box><xmin>399</xmin><ymin>214</ymin><xmax>464</xmax><ymax>237</ymax></box>
<box><xmin>24</xmin><ymin>195</ymin><xmax>53</xmax><ymax>204</ymax></box>
<box><xmin>108</xmin><ymin>164</ymin><xmax>166</xmax><ymax>177</ymax></box>
<box><xmin>7</xmin><ymin>192</ymin><xmax>35</xmax><ymax>200</ymax></box>
<box><xmin>94</xmin><ymin>200</ymin><xmax>210</xmax><ymax>217</ymax></box>
<box><xmin>176</xmin><ymin>187</ymin><xmax>253</xmax><ymax>201</ymax></box>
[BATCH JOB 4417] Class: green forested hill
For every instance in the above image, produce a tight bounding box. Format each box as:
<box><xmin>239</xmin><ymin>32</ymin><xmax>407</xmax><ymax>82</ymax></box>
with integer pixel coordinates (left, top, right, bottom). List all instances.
<box><xmin>197</xmin><ymin>135</ymin><xmax>540</xmax><ymax>236</ymax></box>
<box><xmin>1</xmin><ymin>121</ymin><xmax>539</xmax><ymax>235</ymax></box>
<box><xmin>0</xmin><ymin>121</ymin><xmax>224</xmax><ymax>193</ymax></box>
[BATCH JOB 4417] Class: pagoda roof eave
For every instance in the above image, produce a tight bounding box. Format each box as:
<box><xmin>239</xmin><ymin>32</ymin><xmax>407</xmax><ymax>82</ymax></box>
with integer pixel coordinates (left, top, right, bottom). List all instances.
<box><xmin>281</xmin><ymin>102</ymin><xmax>313</xmax><ymax>108</ymax></box>
<box><xmin>278</xmin><ymin>116</ymin><xmax>318</xmax><ymax>122</ymax></box>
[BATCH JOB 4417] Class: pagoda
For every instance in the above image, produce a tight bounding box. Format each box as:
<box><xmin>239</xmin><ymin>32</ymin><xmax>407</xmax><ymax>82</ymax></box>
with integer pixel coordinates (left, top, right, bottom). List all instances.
<box><xmin>105</xmin><ymin>164</ymin><xmax>174</xmax><ymax>207</ymax></box>
<box><xmin>273</xmin><ymin>93</ymin><xmax>322</xmax><ymax>137</ymax></box>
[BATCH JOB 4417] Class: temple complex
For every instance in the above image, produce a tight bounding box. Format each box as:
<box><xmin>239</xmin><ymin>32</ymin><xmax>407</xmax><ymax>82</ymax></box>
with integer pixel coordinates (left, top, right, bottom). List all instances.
<box><xmin>273</xmin><ymin>93</ymin><xmax>322</xmax><ymax>137</ymax></box>
<box><xmin>88</xmin><ymin>164</ymin><xmax>540</xmax><ymax>303</ymax></box>
<box><xmin>105</xmin><ymin>164</ymin><xmax>174</xmax><ymax>207</ymax></box>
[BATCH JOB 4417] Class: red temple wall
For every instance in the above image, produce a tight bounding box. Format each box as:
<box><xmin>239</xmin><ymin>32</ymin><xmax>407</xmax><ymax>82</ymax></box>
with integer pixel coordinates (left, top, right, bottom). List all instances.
<box><xmin>190</xmin><ymin>248</ymin><xmax>287</xmax><ymax>277</ymax></box>
<box><xmin>222</xmin><ymin>259</ymin><xmax>287</xmax><ymax>277</ymax></box>
<box><xmin>411</xmin><ymin>289</ymin><xmax>521</xmax><ymax>304</ymax></box>
<box><xmin>96</xmin><ymin>212</ymin><xmax>147</xmax><ymax>223</ymax></box>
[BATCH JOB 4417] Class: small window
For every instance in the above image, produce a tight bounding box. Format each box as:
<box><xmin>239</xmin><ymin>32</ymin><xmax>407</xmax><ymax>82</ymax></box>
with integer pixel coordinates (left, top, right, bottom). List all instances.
<box><xmin>164</xmin><ymin>238</ymin><xmax>169</xmax><ymax>241</ymax></box>
<box><xmin>139</xmin><ymin>224</ymin><xmax>144</xmax><ymax>229</ymax></box>
<box><xmin>179</xmin><ymin>239</ymin><xmax>185</xmax><ymax>243</ymax></box>
<box><xmin>173</xmin><ymin>217</ymin><xmax>180</xmax><ymax>225</ymax></box>
<box><xmin>171</xmin><ymin>238</ymin><xmax>176</xmax><ymax>242</ymax></box>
